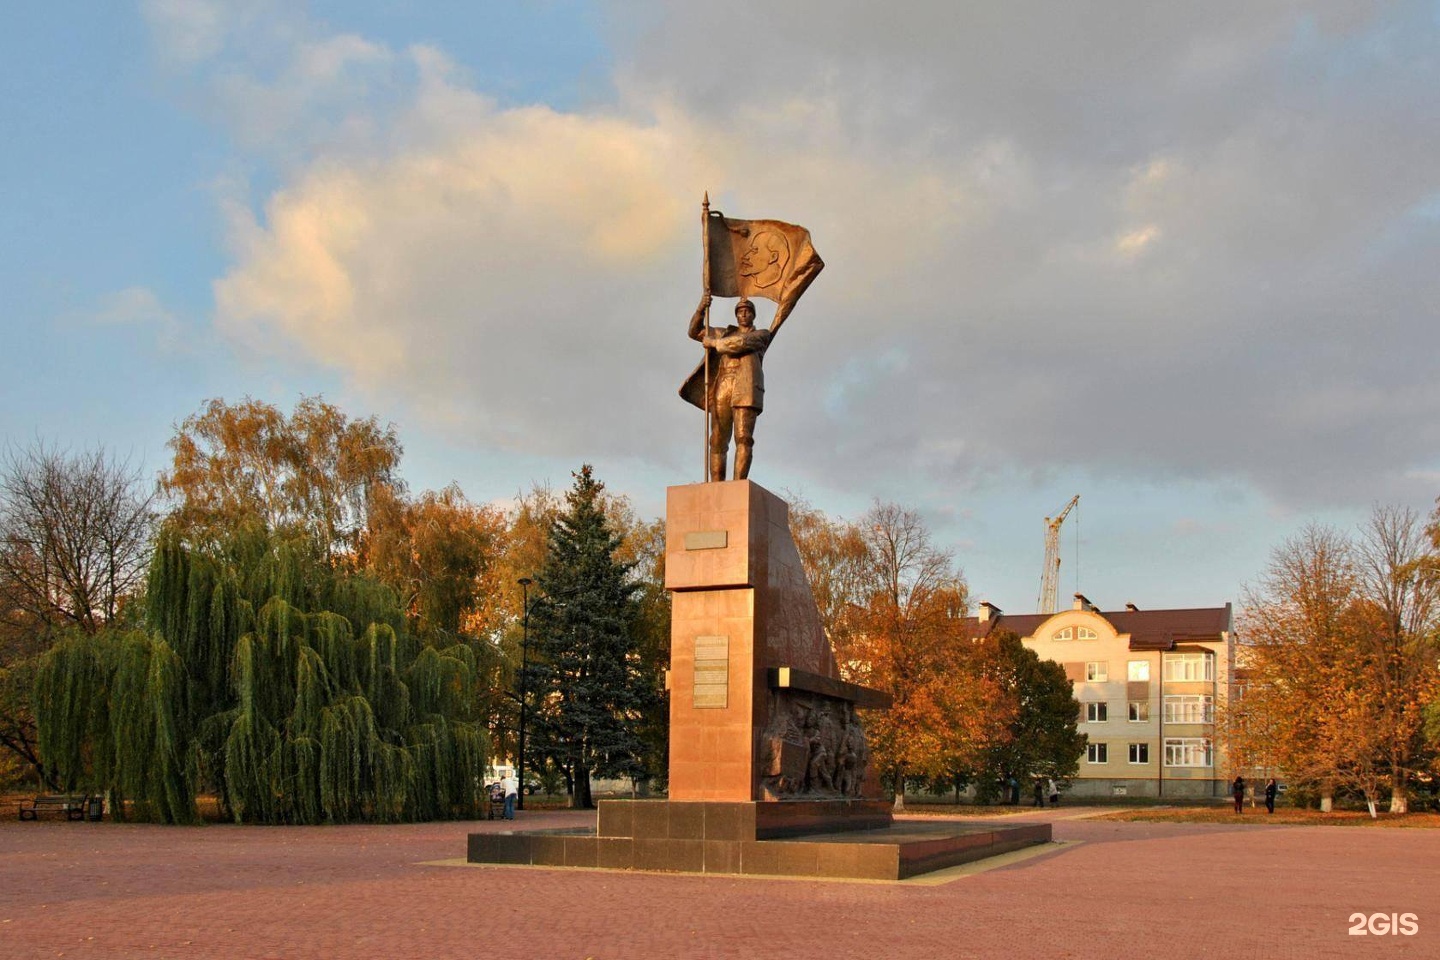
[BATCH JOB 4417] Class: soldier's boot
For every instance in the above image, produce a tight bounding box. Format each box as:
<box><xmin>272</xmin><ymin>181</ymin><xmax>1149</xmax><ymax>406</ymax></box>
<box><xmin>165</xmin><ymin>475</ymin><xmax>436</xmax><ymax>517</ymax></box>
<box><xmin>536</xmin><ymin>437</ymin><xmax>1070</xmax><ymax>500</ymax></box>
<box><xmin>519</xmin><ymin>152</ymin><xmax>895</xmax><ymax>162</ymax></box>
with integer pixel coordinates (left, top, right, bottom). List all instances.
<box><xmin>709</xmin><ymin>453</ymin><xmax>727</xmax><ymax>483</ymax></box>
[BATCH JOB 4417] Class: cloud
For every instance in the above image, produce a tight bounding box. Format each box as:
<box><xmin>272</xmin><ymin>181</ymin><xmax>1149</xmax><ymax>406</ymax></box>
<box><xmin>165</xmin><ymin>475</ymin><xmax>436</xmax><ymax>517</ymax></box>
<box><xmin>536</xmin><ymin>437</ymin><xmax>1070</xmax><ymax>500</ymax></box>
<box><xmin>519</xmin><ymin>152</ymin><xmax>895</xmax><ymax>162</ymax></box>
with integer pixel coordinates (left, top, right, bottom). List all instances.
<box><xmin>141</xmin><ymin>0</ymin><xmax>231</xmax><ymax>63</ymax></box>
<box><xmin>178</xmin><ymin>1</ymin><xmax>1440</xmax><ymax>514</ymax></box>
<box><xmin>84</xmin><ymin>287</ymin><xmax>183</xmax><ymax>351</ymax></box>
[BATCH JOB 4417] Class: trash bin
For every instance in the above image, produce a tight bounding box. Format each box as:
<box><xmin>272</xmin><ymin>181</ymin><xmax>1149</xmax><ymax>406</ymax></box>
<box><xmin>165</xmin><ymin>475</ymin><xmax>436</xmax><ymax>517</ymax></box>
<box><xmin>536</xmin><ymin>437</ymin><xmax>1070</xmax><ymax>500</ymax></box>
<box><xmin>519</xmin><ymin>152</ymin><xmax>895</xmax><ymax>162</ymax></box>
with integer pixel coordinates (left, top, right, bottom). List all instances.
<box><xmin>87</xmin><ymin>796</ymin><xmax>104</xmax><ymax>821</ymax></box>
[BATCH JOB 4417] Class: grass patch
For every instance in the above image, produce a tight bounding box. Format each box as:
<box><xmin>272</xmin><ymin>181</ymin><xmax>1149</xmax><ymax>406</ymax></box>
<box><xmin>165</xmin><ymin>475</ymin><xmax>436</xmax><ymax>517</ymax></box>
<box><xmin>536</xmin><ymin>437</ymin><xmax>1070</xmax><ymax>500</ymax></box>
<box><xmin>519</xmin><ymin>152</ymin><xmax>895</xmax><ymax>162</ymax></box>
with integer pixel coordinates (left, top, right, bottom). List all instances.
<box><xmin>893</xmin><ymin>803</ymin><xmax>1042</xmax><ymax>818</ymax></box>
<box><xmin>1092</xmin><ymin>806</ymin><xmax>1440</xmax><ymax>827</ymax></box>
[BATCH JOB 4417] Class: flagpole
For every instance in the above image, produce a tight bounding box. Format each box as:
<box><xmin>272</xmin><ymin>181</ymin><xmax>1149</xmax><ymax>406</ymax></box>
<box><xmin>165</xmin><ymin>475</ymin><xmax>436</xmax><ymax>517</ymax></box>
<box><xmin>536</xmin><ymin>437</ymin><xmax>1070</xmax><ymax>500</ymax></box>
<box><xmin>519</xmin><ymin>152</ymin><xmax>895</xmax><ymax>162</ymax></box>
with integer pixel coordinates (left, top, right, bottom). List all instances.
<box><xmin>701</xmin><ymin>192</ymin><xmax>712</xmax><ymax>482</ymax></box>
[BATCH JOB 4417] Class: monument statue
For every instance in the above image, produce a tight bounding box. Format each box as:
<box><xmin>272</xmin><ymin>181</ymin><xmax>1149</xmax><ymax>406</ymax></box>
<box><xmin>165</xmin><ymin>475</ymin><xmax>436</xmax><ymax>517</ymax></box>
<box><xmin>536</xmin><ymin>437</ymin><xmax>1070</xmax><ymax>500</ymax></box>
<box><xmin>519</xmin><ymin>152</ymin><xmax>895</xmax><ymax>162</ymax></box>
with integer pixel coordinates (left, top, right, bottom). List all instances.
<box><xmin>681</xmin><ymin>196</ymin><xmax>824</xmax><ymax>482</ymax></box>
<box><xmin>467</xmin><ymin>193</ymin><xmax>1053</xmax><ymax>880</ymax></box>
<box><xmin>686</xmin><ymin>293</ymin><xmax>770</xmax><ymax>482</ymax></box>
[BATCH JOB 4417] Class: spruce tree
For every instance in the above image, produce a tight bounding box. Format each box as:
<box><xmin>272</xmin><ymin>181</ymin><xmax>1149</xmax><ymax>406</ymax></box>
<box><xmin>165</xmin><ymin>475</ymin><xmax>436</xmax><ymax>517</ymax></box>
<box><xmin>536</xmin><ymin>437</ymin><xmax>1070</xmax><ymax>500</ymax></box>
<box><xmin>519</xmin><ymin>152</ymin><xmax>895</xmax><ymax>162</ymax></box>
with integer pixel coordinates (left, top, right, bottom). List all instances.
<box><xmin>528</xmin><ymin>466</ymin><xmax>655</xmax><ymax>808</ymax></box>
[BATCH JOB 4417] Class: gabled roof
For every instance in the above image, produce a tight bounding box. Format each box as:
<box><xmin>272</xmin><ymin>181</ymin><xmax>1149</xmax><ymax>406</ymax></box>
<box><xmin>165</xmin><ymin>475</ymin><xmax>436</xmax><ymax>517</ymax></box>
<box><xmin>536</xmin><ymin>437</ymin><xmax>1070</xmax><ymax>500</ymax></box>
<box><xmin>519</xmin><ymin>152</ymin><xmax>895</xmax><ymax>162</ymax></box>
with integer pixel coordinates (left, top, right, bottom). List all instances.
<box><xmin>964</xmin><ymin>604</ymin><xmax>1232</xmax><ymax>652</ymax></box>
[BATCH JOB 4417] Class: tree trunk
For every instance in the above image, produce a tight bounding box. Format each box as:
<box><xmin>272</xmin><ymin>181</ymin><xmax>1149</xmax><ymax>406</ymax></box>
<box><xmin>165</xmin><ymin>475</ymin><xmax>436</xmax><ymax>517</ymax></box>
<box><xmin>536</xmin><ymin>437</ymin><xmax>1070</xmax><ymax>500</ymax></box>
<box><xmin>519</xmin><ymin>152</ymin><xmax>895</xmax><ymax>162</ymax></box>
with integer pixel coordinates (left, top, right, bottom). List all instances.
<box><xmin>1389</xmin><ymin>762</ymin><xmax>1408</xmax><ymax>814</ymax></box>
<box><xmin>1320</xmin><ymin>781</ymin><xmax>1333</xmax><ymax>813</ymax></box>
<box><xmin>573</xmin><ymin>767</ymin><xmax>594</xmax><ymax>809</ymax></box>
<box><xmin>892</xmin><ymin>765</ymin><xmax>905</xmax><ymax>812</ymax></box>
<box><xmin>1</xmin><ymin>728</ymin><xmax>59</xmax><ymax>791</ymax></box>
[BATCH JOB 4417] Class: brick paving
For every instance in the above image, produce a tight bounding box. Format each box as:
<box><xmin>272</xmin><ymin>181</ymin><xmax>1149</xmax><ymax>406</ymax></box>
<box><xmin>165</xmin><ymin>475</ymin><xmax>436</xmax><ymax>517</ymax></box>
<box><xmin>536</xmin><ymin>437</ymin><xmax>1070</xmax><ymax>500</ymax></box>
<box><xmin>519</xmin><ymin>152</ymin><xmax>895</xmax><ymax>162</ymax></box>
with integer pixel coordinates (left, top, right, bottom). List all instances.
<box><xmin>1</xmin><ymin>807</ymin><xmax>1435</xmax><ymax>959</ymax></box>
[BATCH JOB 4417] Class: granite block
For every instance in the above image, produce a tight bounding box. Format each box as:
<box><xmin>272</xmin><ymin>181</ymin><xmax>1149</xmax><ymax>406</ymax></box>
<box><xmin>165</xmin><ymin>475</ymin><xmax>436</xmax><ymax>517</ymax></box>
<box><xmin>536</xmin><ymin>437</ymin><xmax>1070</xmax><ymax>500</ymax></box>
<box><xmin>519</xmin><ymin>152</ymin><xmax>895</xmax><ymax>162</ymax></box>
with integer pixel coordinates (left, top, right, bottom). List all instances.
<box><xmin>597</xmin><ymin>801</ymin><xmax>633</xmax><ymax>838</ymax></box>
<box><xmin>739</xmin><ymin>840</ymin><xmax>780</xmax><ymax>877</ymax></box>
<box><xmin>596</xmin><ymin>838</ymin><xmax>634</xmax><ymax>870</ymax></box>
<box><xmin>668</xmin><ymin>802</ymin><xmax>706</xmax><ymax>840</ymax></box>
<box><xmin>668</xmin><ymin>839</ymin><xmax>705</xmax><ymax>873</ymax></box>
<box><xmin>563</xmin><ymin>837</ymin><xmax>599</xmax><ymax>868</ymax></box>
<box><xmin>486</xmin><ymin>834</ymin><xmax>531</xmax><ymax>865</ymax></box>
<box><xmin>630</xmin><ymin>802</ymin><xmax>670</xmax><ymax>839</ymax></box>
<box><xmin>634</xmin><ymin>838</ymin><xmax>673</xmax><ymax>872</ymax></box>
<box><xmin>701</xmin><ymin>840</ymin><xmax>742</xmax><ymax>874</ymax></box>
<box><xmin>776</xmin><ymin>842</ymin><xmax>820</xmax><ymax>878</ymax></box>
<box><xmin>703</xmin><ymin>803</ymin><xmax>754</xmax><ymax>842</ymax></box>
<box><xmin>529</xmin><ymin>835</ymin><xmax>566</xmax><ymax>866</ymax></box>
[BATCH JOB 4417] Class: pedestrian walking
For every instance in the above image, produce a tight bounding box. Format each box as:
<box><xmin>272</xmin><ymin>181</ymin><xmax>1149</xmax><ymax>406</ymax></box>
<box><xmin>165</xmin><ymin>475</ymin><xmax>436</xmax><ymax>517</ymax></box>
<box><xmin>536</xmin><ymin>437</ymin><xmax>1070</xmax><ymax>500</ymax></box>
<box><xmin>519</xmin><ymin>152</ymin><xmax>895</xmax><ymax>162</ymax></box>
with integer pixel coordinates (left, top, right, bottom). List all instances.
<box><xmin>1232</xmin><ymin>775</ymin><xmax>1246</xmax><ymax>814</ymax></box>
<box><xmin>1008</xmin><ymin>776</ymin><xmax>1020</xmax><ymax>805</ymax></box>
<box><xmin>1265</xmin><ymin>778</ymin><xmax>1278</xmax><ymax>814</ymax></box>
<box><xmin>1048</xmin><ymin>779</ymin><xmax>1059</xmax><ymax>806</ymax></box>
<box><xmin>502</xmin><ymin>772</ymin><xmax>519</xmax><ymax>820</ymax></box>
<box><xmin>1033</xmin><ymin>780</ymin><xmax>1045</xmax><ymax>807</ymax></box>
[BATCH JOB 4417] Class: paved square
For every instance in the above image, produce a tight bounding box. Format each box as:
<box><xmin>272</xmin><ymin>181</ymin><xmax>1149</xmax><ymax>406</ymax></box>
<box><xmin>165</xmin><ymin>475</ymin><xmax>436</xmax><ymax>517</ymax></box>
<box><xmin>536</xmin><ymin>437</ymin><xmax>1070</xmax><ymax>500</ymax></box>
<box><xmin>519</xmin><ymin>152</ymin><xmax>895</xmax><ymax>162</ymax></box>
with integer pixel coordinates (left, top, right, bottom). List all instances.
<box><xmin>1</xmin><ymin>808</ymin><xmax>1434</xmax><ymax>958</ymax></box>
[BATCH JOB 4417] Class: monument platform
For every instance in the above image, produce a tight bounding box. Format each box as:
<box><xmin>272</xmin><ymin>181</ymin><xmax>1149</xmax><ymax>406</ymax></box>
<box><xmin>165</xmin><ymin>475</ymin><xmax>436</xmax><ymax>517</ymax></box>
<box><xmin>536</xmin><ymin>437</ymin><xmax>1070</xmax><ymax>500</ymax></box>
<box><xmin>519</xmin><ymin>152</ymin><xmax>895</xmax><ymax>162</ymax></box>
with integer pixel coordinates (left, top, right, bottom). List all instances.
<box><xmin>468</xmin><ymin>480</ymin><xmax>1050</xmax><ymax>880</ymax></box>
<box><xmin>467</xmin><ymin>799</ymin><xmax>1051</xmax><ymax>881</ymax></box>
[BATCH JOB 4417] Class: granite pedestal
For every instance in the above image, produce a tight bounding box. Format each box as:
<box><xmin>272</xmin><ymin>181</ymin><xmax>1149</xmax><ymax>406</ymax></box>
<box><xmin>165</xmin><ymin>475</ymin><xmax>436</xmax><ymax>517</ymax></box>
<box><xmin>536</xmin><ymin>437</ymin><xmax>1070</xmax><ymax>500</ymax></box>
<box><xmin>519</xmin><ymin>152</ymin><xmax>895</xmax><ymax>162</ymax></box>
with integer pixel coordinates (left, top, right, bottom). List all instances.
<box><xmin>468</xmin><ymin>481</ymin><xmax>1050</xmax><ymax>879</ymax></box>
<box><xmin>468</xmin><ymin>799</ymin><xmax>1050</xmax><ymax>881</ymax></box>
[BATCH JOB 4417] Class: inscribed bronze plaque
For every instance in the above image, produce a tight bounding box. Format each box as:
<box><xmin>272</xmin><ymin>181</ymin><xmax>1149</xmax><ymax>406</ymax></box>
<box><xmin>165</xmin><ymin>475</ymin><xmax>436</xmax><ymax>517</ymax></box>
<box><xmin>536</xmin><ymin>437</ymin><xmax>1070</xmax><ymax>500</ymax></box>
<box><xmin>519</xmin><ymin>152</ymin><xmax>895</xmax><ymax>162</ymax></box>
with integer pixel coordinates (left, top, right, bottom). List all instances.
<box><xmin>684</xmin><ymin>530</ymin><xmax>729</xmax><ymax>551</ymax></box>
<box><xmin>693</xmin><ymin>635</ymin><xmax>729</xmax><ymax>709</ymax></box>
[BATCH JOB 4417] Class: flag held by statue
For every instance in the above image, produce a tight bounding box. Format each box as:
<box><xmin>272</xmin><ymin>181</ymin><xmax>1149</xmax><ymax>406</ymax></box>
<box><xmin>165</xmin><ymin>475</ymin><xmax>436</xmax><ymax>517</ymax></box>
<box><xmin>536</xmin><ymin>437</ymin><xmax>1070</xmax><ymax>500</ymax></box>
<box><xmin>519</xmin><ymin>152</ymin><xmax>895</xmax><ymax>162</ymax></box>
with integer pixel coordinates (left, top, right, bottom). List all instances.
<box><xmin>680</xmin><ymin>208</ymin><xmax>824</xmax><ymax>410</ymax></box>
<box><xmin>705</xmin><ymin>212</ymin><xmax>824</xmax><ymax>310</ymax></box>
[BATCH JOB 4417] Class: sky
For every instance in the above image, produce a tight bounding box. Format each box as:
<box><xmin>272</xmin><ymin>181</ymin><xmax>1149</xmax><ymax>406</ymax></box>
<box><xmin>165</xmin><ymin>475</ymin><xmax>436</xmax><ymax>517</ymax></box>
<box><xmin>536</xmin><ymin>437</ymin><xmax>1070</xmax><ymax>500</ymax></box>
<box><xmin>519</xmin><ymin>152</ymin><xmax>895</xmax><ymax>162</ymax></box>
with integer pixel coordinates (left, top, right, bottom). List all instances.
<box><xmin>4</xmin><ymin>1</ymin><xmax>1439</xmax><ymax>616</ymax></box>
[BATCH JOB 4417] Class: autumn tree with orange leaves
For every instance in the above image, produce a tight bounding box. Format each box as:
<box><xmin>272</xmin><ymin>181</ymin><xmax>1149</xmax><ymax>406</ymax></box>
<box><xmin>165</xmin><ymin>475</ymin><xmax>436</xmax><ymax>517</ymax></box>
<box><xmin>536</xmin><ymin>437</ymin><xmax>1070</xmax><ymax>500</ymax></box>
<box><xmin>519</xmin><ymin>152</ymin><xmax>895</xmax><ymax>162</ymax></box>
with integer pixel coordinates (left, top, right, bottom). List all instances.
<box><xmin>794</xmin><ymin>501</ymin><xmax>1031</xmax><ymax>808</ymax></box>
<box><xmin>1228</xmin><ymin>509</ymin><xmax>1440</xmax><ymax>815</ymax></box>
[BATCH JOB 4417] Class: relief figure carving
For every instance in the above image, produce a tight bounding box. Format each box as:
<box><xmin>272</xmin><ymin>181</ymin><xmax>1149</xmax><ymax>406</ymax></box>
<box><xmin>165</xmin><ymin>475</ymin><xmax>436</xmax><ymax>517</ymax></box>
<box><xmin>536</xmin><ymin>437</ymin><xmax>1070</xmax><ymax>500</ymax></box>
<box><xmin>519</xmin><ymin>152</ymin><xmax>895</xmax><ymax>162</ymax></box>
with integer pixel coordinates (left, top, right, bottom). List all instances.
<box><xmin>760</xmin><ymin>692</ymin><xmax>870</xmax><ymax>800</ymax></box>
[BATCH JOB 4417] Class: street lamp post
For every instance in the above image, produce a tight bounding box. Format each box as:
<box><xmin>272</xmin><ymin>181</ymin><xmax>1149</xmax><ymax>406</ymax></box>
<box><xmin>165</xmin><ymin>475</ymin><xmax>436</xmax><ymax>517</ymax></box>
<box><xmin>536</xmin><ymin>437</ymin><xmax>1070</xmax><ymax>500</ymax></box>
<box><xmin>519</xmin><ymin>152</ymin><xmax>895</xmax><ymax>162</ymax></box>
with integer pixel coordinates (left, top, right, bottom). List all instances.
<box><xmin>517</xmin><ymin>577</ymin><xmax>532</xmax><ymax>812</ymax></box>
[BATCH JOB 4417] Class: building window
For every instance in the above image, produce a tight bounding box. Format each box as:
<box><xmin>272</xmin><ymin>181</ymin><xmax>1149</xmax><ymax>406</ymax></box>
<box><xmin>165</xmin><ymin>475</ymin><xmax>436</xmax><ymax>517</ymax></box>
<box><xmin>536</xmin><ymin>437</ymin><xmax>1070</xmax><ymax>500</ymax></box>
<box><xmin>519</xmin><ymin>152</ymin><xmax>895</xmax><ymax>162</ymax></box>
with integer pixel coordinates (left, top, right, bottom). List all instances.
<box><xmin>1128</xmin><ymin>660</ymin><xmax>1150</xmax><ymax>681</ymax></box>
<box><xmin>1128</xmin><ymin>743</ymin><xmax>1149</xmax><ymax>764</ymax></box>
<box><xmin>1085</xmin><ymin>661</ymin><xmax>1108</xmax><ymax>682</ymax></box>
<box><xmin>1164</xmin><ymin>738</ymin><xmax>1213</xmax><ymax>767</ymax></box>
<box><xmin>1085</xmin><ymin>702</ymin><xmax>1108</xmax><ymax>723</ymax></box>
<box><xmin>1053</xmin><ymin>626</ymin><xmax>1074</xmax><ymax>641</ymax></box>
<box><xmin>1087</xmin><ymin>743</ymin><xmax>1108</xmax><ymax>764</ymax></box>
<box><xmin>1163</xmin><ymin>695</ymin><xmax>1214</xmax><ymax>724</ymax></box>
<box><xmin>1163</xmin><ymin>652</ymin><xmax>1215</xmax><ymax>682</ymax></box>
<box><xmin>1077</xmin><ymin>627</ymin><xmax>1097</xmax><ymax>640</ymax></box>
<box><xmin>1128</xmin><ymin>701</ymin><xmax>1149</xmax><ymax>722</ymax></box>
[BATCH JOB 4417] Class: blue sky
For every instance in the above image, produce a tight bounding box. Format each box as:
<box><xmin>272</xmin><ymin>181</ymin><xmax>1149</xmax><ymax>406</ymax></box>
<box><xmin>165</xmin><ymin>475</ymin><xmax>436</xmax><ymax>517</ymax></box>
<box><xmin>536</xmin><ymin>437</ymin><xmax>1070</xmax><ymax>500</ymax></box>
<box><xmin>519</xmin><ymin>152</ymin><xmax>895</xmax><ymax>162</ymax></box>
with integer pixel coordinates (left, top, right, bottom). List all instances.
<box><xmin>4</xmin><ymin>1</ymin><xmax>1440</xmax><ymax>615</ymax></box>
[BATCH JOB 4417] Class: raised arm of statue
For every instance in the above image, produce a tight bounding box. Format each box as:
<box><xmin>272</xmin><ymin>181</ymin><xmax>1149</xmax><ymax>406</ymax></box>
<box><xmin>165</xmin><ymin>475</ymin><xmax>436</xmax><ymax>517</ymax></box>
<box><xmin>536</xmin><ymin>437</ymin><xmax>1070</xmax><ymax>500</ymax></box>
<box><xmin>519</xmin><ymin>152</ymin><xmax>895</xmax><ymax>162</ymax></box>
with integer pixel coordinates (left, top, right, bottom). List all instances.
<box><xmin>688</xmin><ymin>292</ymin><xmax>713</xmax><ymax>342</ymax></box>
<box><xmin>768</xmin><ymin>299</ymin><xmax>796</xmax><ymax>338</ymax></box>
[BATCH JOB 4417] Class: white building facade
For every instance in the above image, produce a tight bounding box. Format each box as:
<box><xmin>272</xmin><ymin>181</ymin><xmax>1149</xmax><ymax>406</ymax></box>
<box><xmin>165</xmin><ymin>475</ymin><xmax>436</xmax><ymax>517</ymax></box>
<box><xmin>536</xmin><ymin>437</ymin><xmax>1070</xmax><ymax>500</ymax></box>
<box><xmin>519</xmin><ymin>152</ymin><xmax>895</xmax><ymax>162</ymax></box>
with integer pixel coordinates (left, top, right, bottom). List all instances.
<box><xmin>965</xmin><ymin>596</ymin><xmax>1235</xmax><ymax>799</ymax></box>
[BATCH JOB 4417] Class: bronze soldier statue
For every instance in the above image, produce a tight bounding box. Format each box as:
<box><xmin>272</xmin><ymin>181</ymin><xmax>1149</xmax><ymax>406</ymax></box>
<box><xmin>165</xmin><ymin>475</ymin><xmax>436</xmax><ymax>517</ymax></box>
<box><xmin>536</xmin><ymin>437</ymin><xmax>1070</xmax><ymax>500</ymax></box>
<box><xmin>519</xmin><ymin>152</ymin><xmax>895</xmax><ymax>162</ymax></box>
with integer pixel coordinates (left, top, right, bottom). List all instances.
<box><xmin>687</xmin><ymin>292</ymin><xmax>777</xmax><ymax>482</ymax></box>
<box><xmin>682</xmin><ymin>199</ymin><xmax>823</xmax><ymax>482</ymax></box>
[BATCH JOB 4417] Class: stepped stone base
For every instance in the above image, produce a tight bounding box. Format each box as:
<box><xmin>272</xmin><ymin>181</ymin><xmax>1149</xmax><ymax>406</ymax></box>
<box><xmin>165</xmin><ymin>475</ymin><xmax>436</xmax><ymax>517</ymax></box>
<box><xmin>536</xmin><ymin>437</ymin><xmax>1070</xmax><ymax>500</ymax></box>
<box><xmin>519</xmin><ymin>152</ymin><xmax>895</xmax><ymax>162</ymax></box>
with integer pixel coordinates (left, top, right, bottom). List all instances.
<box><xmin>467</xmin><ymin>800</ymin><xmax>1051</xmax><ymax>881</ymax></box>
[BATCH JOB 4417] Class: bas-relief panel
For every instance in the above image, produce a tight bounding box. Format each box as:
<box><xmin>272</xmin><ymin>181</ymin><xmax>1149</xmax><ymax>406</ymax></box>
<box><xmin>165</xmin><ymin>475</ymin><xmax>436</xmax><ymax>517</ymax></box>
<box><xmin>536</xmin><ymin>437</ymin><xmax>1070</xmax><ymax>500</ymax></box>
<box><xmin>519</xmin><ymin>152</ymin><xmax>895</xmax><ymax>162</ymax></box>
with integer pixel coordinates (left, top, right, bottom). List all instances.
<box><xmin>757</xmin><ymin>691</ymin><xmax>870</xmax><ymax>801</ymax></box>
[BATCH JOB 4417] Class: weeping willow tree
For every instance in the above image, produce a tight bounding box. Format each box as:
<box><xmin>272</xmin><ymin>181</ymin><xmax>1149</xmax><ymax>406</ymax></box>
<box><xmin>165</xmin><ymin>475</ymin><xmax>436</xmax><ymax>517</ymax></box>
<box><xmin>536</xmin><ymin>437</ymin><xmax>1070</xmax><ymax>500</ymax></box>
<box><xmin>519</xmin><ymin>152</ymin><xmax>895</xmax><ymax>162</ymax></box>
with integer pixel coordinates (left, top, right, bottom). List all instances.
<box><xmin>35</xmin><ymin>525</ymin><xmax>493</xmax><ymax>823</ymax></box>
<box><xmin>35</xmin><ymin>629</ymin><xmax>194</xmax><ymax>822</ymax></box>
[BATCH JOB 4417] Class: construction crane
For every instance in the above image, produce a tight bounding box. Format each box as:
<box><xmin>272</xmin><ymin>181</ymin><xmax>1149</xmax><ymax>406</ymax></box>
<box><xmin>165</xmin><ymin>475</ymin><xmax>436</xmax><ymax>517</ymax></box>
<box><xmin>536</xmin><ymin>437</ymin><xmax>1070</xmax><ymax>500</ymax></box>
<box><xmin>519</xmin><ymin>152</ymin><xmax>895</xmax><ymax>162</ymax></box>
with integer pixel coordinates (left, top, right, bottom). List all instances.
<box><xmin>1036</xmin><ymin>495</ymin><xmax>1080</xmax><ymax>614</ymax></box>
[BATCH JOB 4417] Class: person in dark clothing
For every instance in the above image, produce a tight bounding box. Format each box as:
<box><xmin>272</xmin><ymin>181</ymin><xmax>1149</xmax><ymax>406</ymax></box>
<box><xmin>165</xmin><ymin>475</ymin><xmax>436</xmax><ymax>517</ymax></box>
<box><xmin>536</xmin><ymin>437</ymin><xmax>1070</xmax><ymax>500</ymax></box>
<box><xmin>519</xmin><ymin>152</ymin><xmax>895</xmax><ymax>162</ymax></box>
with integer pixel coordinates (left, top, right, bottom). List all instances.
<box><xmin>1008</xmin><ymin>777</ymin><xmax>1020</xmax><ymax>805</ymax></box>
<box><xmin>1033</xmin><ymin>780</ymin><xmax>1045</xmax><ymax>807</ymax></box>
<box><xmin>1264</xmin><ymin>778</ymin><xmax>1278</xmax><ymax>814</ymax></box>
<box><xmin>1232</xmin><ymin>775</ymin><xmax>1246</xmax><ymax>813</ymax></box>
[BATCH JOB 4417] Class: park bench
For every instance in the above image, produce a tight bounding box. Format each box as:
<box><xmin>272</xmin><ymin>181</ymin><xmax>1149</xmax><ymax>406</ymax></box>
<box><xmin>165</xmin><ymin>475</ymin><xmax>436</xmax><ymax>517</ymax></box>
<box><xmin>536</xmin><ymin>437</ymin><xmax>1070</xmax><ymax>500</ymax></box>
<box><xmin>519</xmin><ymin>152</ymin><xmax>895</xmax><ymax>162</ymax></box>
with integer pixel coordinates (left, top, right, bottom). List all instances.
<box><xmin>18</xmin><ymin>794</ymin><xmax>100</xmax><ymax>822</ymax></box>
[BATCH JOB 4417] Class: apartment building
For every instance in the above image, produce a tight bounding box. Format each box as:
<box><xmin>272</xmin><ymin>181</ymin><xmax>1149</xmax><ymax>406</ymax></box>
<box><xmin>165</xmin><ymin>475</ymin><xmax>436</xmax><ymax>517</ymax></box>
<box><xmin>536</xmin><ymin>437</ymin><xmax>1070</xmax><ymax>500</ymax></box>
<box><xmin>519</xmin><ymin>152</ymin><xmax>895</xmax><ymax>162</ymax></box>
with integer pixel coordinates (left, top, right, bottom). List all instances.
<box><xmin>964</xmin><ymin>595</ymin><xmax>1235</xmax><ymax>799</ymax></box>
